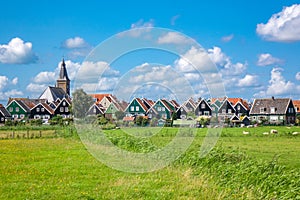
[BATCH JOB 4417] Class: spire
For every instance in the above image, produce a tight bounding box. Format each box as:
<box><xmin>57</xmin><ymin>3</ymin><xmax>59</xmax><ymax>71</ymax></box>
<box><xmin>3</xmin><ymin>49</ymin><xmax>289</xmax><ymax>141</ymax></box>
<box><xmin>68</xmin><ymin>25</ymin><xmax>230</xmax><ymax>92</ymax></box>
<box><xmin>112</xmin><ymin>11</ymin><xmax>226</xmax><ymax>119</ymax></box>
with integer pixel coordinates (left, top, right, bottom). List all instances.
<box><xmin>59</xmin><ymin>58</ymin><xmax>70</xmax><ymax>81</ymax></box>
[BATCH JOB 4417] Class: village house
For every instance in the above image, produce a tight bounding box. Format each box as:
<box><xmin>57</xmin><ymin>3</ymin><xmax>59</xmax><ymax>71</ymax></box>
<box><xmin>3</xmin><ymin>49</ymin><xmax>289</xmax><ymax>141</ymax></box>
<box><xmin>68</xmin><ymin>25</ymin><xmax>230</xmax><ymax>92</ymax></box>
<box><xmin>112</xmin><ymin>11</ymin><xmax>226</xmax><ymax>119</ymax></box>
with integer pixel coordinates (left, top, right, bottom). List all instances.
<box><xmin>250</xmin><ymin>97</ymin><xmax>296</xmax><ymax>125</ymax></box>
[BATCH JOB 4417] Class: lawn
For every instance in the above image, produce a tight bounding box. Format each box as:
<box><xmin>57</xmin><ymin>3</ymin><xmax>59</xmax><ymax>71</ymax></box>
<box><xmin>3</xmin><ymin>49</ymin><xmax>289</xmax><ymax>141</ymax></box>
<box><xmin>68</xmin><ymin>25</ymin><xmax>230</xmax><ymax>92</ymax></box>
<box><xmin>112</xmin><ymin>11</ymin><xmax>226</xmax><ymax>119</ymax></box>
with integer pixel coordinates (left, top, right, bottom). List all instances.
<box><xmin>0</xmin><ymin>126</ymin><xmax>300</xmax><ymax>199</ymax></box>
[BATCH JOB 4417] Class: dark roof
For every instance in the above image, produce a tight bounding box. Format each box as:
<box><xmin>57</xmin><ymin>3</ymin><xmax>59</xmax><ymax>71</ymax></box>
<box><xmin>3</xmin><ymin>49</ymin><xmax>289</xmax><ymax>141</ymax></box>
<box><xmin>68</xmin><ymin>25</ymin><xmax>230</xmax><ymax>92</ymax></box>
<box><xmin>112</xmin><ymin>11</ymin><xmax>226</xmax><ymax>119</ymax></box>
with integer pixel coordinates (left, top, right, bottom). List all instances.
<box><xmin>39</xmin><ymin>86</ymin><xmax>69</xmax><ymax>102</ymax></box>
<box><xmin>250</xmin><ymin>98</ymin><xmax>292</xmax><ymax>115</ymax></box>
<box><xmin>58</xmin><ymin>59</ymin><xmax>70</xmax><ymax>81</ymax></box>
<box><xmin>0</xmin><ymin>106</ymin><xmax>11</xmax><ymax>117</ymax></box>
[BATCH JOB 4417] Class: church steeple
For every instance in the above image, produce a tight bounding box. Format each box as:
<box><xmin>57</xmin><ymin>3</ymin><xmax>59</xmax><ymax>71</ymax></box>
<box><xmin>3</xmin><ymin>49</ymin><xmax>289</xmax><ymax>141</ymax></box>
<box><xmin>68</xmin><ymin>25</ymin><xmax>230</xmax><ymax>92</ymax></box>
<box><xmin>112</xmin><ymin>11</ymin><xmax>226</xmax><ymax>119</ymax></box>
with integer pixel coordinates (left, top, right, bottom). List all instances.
<box><xmin>56</xmin><ymin>58</ymin><xmax>70</xmax><ymax>95</ymax></box>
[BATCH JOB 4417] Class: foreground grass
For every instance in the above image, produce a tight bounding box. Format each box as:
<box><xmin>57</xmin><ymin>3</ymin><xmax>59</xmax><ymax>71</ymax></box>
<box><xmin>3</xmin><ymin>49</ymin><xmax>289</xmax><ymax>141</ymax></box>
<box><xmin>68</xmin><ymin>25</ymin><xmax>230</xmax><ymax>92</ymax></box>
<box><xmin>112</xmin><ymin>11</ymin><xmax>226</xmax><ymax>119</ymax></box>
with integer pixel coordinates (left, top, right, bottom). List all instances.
<box><xmin>1</xmin><ymin>126</ymin><xmax>300</xmax><ymax>199</ymax></box>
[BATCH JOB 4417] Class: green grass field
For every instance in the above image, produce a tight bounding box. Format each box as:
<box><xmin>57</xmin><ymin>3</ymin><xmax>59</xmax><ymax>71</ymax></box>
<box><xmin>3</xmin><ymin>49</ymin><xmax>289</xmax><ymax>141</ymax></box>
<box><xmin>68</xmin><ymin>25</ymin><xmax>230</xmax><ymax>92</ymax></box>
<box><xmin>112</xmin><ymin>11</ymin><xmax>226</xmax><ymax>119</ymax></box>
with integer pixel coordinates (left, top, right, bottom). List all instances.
<box><xmin>0</xmin><ymin>126</ymin><xmax>300</xmax><ymax>199</ymax></box>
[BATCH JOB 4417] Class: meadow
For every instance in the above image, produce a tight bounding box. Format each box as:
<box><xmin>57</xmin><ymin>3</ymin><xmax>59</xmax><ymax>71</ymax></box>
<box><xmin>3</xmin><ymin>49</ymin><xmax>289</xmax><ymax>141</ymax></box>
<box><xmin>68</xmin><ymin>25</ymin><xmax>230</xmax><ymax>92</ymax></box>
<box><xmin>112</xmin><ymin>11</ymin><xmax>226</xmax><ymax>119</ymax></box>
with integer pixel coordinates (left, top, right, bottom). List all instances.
<box><xmin>0</xmin><ymin>126</ymin><xmax>300</xmax><ymax>199</ymax></box>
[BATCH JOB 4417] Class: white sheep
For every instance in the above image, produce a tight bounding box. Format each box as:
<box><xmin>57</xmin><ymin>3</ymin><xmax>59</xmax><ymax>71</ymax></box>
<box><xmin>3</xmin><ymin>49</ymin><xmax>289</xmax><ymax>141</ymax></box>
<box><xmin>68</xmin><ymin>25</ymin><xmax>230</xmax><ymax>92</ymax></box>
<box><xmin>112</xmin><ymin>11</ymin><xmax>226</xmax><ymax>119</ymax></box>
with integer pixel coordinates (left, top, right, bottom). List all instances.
<box><xmin>243</xmin><ymin>131</ymin><xmax>250</xmax><ymax>135</ymax></box>
<box><xmin>292</xmin><ymin>132</ymin><xmax>299</xmax><ymax>136</ymax></box>
<box><xmin>270</xmin><ymin>129</ymin><xmax>278</xmax><ymax>134</ymax></box>
<box><xmin>263</xmin><ymin>132</ymin><xmax>269</xmax><ymax>135</ymax></box>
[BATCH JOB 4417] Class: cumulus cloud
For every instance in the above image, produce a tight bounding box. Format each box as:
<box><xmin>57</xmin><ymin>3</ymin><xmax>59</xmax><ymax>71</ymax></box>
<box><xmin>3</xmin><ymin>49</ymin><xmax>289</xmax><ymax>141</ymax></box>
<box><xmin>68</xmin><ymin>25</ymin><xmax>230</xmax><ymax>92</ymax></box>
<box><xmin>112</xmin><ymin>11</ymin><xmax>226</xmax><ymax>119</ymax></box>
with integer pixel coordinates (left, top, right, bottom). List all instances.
<box><xmin>34</xmin><ymin>71</ymin><xmax>56</xmax><ymax>84</ymax></box>
<box><xmin>238</xmin><ymin>75</ymin><xmax>258</xmax><ymax>87</ymax></box>
<box><xmin>0</xmin><ymin>37</ymin><xmax>38</xmax><ymax>64</ymax></box>
<box><xmin>257</xmin><ymin>53</ymin><xmax>283</xmax><ymax>66</ymax></box>
<box><xmin>62</xmin><ymin>37</ymin><xmax>88</xmax><ymax>49</ymax></box>
<box><xmin>157</xmin><ymin>32</ymin><xmax>192</xmax><ymax>44</ymax></box>
<box><xmin>208</xmin><ymin>46</ymin><xmax>247</xmax><ymax>76</ymax></box>
<box><xmin>296</xmin><ymin>72</ymin><xmax>300</xmax><ymax>81</ymax></box>
<box><xmin>0</xmin><ymin>76</ymin><xmax>22</xmax><ymax>100</ymax></box>
<box><xmin>221</xmin><ymin>34</ymin><xmax>234</xmax><ymax>42</ymax></box>
<box><xmin>26</xmin><ymin>83</ymin><xmax>48</xmax><ymax>93</ymax></box>
<box><xmin>255</xmin><ymin>68</ymin><xmax>297</xmax><ymax>97</ymax></box>
<box><xmin>256</xmin><ymin>4</ymin><xmax>300</xmax><ymax>42</ymax></box>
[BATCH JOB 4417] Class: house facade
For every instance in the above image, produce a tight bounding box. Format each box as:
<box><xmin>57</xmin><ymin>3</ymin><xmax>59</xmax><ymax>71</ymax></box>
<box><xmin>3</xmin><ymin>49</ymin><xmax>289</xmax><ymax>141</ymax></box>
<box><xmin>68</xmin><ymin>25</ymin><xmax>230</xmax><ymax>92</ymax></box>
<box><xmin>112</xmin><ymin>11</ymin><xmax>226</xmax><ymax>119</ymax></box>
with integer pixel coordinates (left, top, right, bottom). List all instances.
<box><xmin>195</xmin><ymin>99</ymin><xmax>212</xmax><ymax>117</ymax></box>
<box><xmin>250</xmin><ymin>97</ymin><xmax>296</xmax><ymax>125</ymax></box>
<box><xmin>0</xmin><ymin>105</ymin><xmax>11</xmax><ymax>124</ymax></box>
<box><xmin>125</xmin><ymin>98</ymin><xmax>148</xmax><ymax>116</ymax></box>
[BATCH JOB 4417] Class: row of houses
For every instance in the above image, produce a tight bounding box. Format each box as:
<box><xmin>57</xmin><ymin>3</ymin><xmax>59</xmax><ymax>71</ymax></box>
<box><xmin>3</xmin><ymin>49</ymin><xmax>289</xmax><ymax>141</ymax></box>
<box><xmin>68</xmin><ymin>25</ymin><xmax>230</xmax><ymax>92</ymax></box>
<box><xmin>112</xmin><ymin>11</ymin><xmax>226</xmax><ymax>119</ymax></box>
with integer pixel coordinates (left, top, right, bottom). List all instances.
<box><xmin>85</xmin><ymin>94</ymin><xmax>300</xmax><ymax>126</ymax></box>
<box><xmin>0</xmin><ymin>59</ymin><xmax>299</xmax><ymax>126</ymax></box>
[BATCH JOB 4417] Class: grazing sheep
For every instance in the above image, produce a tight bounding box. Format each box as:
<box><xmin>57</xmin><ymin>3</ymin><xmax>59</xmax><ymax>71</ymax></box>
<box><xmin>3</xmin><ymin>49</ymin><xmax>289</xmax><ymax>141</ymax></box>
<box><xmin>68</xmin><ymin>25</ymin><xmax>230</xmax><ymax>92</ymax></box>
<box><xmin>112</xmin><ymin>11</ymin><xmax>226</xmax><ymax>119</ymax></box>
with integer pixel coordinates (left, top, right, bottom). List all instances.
<box><xmin>292</xmin><ymin>132</ymin><xmax>299</xmax><ymax>136</ymax></box>
<box><xmin>243</xmin><ymin>131</ymin><xmax>250</xmax><ymax>135</ymax></box>
<box><xmin>263</xmin><ymin>132</ymin><xmax>269</xmax><ymax>135</ymax></box>
<box><xmin>270</xmin><ymin>129</ymin><xmax>278</xmax><ymax>134</ymax></box>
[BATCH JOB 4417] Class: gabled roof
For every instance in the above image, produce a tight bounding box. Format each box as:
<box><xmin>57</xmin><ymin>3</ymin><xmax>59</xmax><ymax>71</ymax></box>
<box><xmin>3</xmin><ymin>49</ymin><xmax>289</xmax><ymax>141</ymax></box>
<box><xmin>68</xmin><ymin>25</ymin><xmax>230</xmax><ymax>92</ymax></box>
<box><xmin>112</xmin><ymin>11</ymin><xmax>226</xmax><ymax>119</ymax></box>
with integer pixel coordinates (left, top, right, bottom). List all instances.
<box><xmin>293</xmin><ymin>100</ymin><xmax>300</xmax><ymax>113</ymax></box>
<box><xmin>250</xmin><ymin>98</ymin><xmax>292</xmax><ymax>115</ymax></box>
<box><xmin>6</xmin><ymin>98</ymin><xmax>32</xmax><ymax>113</ymax></box>
<box><xmin>39</xmin><ymin>86</ymin><xmax>69</xmax><ymax>102</ymax></box>
<box><xmin>31</xmin><ymin>102</ymin><xmax>54</xmax><ymax>115</ymax></box>
<box><xmin>169</xmin><ymin>100</ymin><xmax>180</xmax><ymax>109</ymax></box>
<box><xmin>135</xmin><ymin>98</ymin><xmax>148</xmax><ymax>112</ymax></box>
<box><xmin>227</xmin><ymin>98</ymin><xmax>250</xmax><ymax>110</ymax></box>
<box><xmin>196</xmin><ymin>99</ymin><xmax>212</xmax><ymax>110</ymax></box>
<box><xmin>89</xmin><ymin>94</ymin><xmax>111</xmax><ymax>104</ymax></box>
<box><xmin>0</xmin><ymin>105</ymin><xmax>11</xmax><ymax>117</ymax></box>
<box><xmin>88</xmin><ymin>103</ymin><xmax>105</xmax><ymax>115</ymax></box>
<box><xmin>218</xmin><ymin>99</ymin><xmax>236</xmax><ymax>113</ymax></box>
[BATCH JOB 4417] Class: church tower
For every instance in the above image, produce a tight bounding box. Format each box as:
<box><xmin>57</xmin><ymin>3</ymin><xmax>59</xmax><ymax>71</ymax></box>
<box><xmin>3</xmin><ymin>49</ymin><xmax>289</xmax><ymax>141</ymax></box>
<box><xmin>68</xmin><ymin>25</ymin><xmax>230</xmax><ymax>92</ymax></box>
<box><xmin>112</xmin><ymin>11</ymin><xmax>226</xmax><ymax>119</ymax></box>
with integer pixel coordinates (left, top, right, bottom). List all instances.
<box><xmin>56</xmin><ymin>59</ymin><xmax>70</xmax><ymax>95</ymax></box>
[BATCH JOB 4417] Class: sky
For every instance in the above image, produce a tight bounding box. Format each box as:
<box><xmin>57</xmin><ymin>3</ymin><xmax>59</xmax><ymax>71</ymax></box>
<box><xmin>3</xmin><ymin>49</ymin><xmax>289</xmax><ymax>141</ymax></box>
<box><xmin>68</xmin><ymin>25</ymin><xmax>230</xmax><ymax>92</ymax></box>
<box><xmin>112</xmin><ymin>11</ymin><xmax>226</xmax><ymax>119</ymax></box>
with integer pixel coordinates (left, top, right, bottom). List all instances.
<box><xmin>1</xmin><ymin>0</ymin><xmax>300</xmax><ymax>104</ymax></box>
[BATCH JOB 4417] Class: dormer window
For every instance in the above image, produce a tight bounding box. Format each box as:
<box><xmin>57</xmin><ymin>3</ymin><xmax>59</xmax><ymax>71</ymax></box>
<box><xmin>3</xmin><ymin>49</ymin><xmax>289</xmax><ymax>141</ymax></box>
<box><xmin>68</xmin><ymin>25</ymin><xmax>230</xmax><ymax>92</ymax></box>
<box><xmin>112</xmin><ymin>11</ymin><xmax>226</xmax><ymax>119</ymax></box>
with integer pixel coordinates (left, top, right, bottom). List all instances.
<box><xmin>201</xmin><ymin>103</ymin><xmax>205</xmax><ymax>109</ymax></box>
<box><xmin>270</xmin><ymin>107</ymin><xmax>276</xmax><ymax>114</ymax></box>
<box><xmin>260</xmin><ymin>107</ymin><xmax>266</xmax><ymax>113</ymax></box>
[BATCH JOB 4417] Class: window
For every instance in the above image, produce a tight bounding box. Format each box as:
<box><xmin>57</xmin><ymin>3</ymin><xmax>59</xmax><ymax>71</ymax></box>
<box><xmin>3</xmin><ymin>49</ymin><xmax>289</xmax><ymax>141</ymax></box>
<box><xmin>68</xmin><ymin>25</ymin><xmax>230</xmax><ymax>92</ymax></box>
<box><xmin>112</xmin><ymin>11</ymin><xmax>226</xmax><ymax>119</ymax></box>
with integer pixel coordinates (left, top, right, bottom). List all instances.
<box><xmin>1</xmin><ymin>117</ymin><xmax>4</xmax><ymax>121</ymax></box>
<box><xmin>16</xmin><ymin>107</ymin><xmax>19</xmax><ymax>112</ymax></box>
<box><xmin>288</xmin><ymin>108</ymin><xmax>294</xmax><ymax>113</ymax></box>
<box><xmin>180</xmin><ymin>108</ymin><xmax>183</xmax><ymax>111</ymax></box>
<box><xmin>157</xmin><ymin>107</ymin><xmax>162</xmax><ymax>111</ymax></box>
<box><xmin>260</xmin><ymin>107</ymin><xmax>265</xmax><ymax>113</ymax></box>
<box><xmin>198</xmin><ymin>111</ymin><xmax>202</xmax><ymax>115</ymax></box>
<box><xmin>36</xmin><ymin>108</ymin><xmax>40</xmax><ymax>112</ymax></box>
<box><xmin>136</xmin><ymin>106</ymin><xmax>139</xmax><ymax>111</ymax></box>
<box><xmin>161</xmin><ymin>107</ymin><xmax>165</xmax><ymax>111</ymax></box>
<box><xmin>212</xmin><ymin>107</ymin><xmax>215</xmax><ymax>111</ymax></box>
<box><xmin>204</xmin><ymin>111</ymin><xmax>210</xmax><ymax>116</ymax></box>
<box><xmin>130</xmin><ymin>106</ymin><xmax>134</xmax><ymax>111</ymax></box>
<box><xmin>228</xmin><ymin>109</ymin><xmax>232</xmax><ymax>114</ymax></box>
<box><xmin>41</xmin><ymin>108</ymin><xmax>45</xmax><ymax>112</ymax></box>
<box><xmin>63</xmin><ymin>101</ymin><xmax>66</xmax><ymax>106</ymax></box>
<box><xmin>60</xmin><ymin>107</ymin><xmax>64</xmax><ymax>112</ymax></box>
<box><xmin>270</xmin><ymin>116</ymin><xmax>278</xmax><ymax>121</ymax></box>
<box><xmin>34</xmin><ymin>115</ymin><xmax>40</xmax><ymax>119</ymax></box>
<box><xmin>237</xmin><ymin>105</ymin><xmax>241</xmax><ymax>111</ymax></box>
<box><xmin>93</xmin><ymin>107</ymin><xmax>96</xmax><ymax>113</ymax></box>
<box><xmin>270</xmin><ymin>107</ymin><xmax>276</xmax><ymax>114</ymax></box>
<box><xmin>9</xmin><ymin>107</ymin><xmax>13</xmax><ymax>112</ymax></box>
<box><xmin>222</xmin><ymin>109</ymin><xmax>226</xmax><ymax>114</ymax></box>
<box><xmin>20</xmin><ymin>114</ymin><xmax>25</xmax><ymax>119</ymax></box>
<box><xmin>201</xmin><ymin>103</ymin><xmax>205</xmax><ymax>109</ymax></box>
<box><xmin>65</xmin><ymin>107</ymin><xmax>69</xmax><ymax>112</ymax></box>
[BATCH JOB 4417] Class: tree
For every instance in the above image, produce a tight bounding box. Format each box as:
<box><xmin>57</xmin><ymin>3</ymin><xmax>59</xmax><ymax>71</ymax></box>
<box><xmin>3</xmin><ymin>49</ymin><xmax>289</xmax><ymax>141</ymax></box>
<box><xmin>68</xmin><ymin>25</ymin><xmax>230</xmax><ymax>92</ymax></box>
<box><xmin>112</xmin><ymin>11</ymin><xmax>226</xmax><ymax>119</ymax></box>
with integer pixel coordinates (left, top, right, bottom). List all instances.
<box><xmin>72</xmin><ymin>89</ymin><xmax>94</xmax><ymax>119</ymax></box>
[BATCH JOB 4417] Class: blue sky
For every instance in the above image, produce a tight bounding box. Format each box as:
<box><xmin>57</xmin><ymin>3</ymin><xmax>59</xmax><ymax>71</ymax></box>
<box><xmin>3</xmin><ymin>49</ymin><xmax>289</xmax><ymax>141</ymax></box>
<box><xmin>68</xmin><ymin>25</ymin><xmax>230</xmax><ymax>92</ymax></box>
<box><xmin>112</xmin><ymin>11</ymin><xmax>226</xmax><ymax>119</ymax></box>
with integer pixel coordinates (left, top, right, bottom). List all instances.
<box><xmin>1</xmin><ymin>0</ymin><xmax>300</xmax><ymax>104</ymax></box>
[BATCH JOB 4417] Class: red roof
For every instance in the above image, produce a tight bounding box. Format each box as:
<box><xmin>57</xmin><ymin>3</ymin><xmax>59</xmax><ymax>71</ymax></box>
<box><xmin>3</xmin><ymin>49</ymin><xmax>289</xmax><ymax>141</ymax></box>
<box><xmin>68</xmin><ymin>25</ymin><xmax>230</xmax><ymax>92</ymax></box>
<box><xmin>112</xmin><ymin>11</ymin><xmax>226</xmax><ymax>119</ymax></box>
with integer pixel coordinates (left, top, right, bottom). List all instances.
<box><xmin>293</xmin><ymin>100</ymin><xmax>300</xmax><ymax>113</ymax></box>
<box><xmin>89</xmin><ymin>94</ymin><xmax>111</xmax><ymax>104</ymax></box>
<box><xmin>136</xmin><ymin>98</ymin><xmax>148</xmax><ymax>112</ymax></box>
<box><xmin>227</xmin><ymin>98</ymin><xmax>250</xmax><ymax>110</ymax></box>
<box><xmin>123</xmin><ymin>116</ymin><xmax>135</xmax><ymax>121</ymax></box>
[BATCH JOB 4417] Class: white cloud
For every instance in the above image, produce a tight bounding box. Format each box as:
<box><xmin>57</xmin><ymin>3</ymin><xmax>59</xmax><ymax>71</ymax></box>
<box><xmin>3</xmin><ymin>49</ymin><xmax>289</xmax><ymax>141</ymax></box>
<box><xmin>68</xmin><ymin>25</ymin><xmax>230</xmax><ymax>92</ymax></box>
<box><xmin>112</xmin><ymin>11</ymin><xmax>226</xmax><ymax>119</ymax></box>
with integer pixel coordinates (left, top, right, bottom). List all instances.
<box><xmin>0</xmin><ymin>37</ymin><xmax>38</xmax><ymax>64</ymax></box>
<box><xmin>26</xmin><ymin>83</ymin><xmax>48</xmax><ymax>92</ymax></box>
<box><xmin>256</xmin><ymin>68</ymin><xmax>297</xmax><ymax>97</ymax></box>
<box><xmin>296</xmin><ymin>72</ymin><xmax>300</xmax><ymax>80</ymax></box>
<box><xmin>175</xmin><ymin>46</ymin><xmax>216</xmax><ymax>73</ymax></box>
<box><xmin>208</xmin><ymin>46</ymin><xmax>247</xmax><ymax>76</ymax></box>
<box><xmin>0</xmin><ymin>76</ymin><xmax>9</xmax><ymax>91</ymax></box>
<box><xmin>62</xmin><ymin>37</ymin><xmax>88</xmax><ymax>49</ymax></box>
<box><xmin>34</xmin><ymin>71</ymin><xmax>56</xmax><ymax>84</ymax></box>
<box><xmin>221</xmin><ymin>34</ymin><xmax>234</xmax><ymax>42</ymax></box>
<box><xmin>157</xmin><ymin>32</ymin><xmax>192</xmax><ymax>44</ymax></box>
<box><xmin>11</xmin><ymin>77</ymin><xmax>18</xmax><ymax>85</ymax></box>
<box><xmin>118</xmin><ymin>19</ymin><xmax>154</xmax><ymax>38</ymax></box>
<box><xmin>256</xmin><ymin>4</ymin><xmax>300</xmax><ymax>42</ymax></box>
<box><xmin>0</xmin><ymin>89</ymin><xmax>23</xmax><ymax>100</ymax></box>
<box><xmin>257</xmin><ymin>53</ymin><xmax>283</xmax><ymax>66</ymax></box>
<box><xmin>238</xmin><ymin>75</ymin><xmax>258</xmax><ymax>87</ymax></box>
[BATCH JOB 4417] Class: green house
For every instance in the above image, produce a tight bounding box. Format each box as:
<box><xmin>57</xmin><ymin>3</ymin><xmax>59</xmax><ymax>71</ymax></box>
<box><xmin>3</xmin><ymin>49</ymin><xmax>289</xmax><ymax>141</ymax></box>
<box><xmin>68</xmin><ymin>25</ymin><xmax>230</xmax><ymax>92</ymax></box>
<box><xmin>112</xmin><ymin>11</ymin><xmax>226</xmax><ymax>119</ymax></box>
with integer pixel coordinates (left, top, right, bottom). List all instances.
<box><xmin>147</xmin><ymin>99</ymin><xmax>175</xmax><ymax>119</ymax></box>
<box><xmin>125</xmin><ymin>98</ymin><xmax>148</xmax><ymax>116</ymax></box>
<box><xmin>105</xmin><ymin>102</ymin><xmax>119</xmax><ymax>120</ymax></box>
<box><xmin>6</xmin><ymin>99</ymin><xmax>31</xmax><ymax>120</ymax></box>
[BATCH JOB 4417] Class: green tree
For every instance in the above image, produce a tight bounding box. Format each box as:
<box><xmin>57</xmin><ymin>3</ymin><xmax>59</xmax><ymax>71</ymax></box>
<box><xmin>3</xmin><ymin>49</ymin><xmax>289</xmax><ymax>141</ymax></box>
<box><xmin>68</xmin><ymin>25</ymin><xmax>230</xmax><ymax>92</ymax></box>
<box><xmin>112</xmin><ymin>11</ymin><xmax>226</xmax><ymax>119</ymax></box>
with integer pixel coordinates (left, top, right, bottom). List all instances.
<box><xmin>72</xmin><ymin>89</ymin><xmax>94</xmax><ymax>118</ymax></box>
<box><xmin>135</xmin><ymin>116</ymin><xmax>143</xmax><ymax>126</ymax></box>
